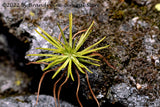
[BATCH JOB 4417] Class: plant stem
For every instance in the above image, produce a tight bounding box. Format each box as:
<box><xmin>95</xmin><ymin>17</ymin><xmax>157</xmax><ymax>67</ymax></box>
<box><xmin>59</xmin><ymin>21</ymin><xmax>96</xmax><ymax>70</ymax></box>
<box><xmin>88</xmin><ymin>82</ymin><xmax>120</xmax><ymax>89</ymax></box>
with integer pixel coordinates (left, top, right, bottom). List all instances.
<box><xmin>35</xmin><ymin>66</ymin><xmax>59</xmax><ymax>106</ymax></box>
<box><xmin>53</xmin><ymin>69</ymin><xmax>66</xmax><ymax>107</ymax></box>
<box><xmin>57</xmin><ymin>75</ymin><xmax>69</xmax><ymax>107</ymax></box>
<box><xmin>74</xmin><ymin>65</ymin><xmax>83</xmax><ymax>107</ymax></box>
<box><xmin>85</xmin><ymin>70</ymin><xmax>100</xmax><ymax>107</ymax></box>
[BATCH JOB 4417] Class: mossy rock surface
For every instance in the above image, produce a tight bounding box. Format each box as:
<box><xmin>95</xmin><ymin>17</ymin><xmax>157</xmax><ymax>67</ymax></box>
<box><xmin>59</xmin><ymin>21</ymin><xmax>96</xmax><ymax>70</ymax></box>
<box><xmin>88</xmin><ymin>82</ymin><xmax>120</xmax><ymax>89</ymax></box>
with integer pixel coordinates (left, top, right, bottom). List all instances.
<box><xmin>0</xmin><ymin>0</ymin><xmax>160</xmax><ymax>106</ymax></box>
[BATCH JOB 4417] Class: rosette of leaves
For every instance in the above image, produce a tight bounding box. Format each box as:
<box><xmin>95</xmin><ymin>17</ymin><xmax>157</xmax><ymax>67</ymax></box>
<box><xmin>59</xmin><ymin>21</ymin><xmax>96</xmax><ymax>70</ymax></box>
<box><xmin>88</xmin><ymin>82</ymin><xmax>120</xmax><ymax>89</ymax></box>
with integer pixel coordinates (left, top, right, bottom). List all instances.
<box><xmin>27</xmin><ymin>13</ymin><xmax>111</xmax><ymax>107</ymax></box>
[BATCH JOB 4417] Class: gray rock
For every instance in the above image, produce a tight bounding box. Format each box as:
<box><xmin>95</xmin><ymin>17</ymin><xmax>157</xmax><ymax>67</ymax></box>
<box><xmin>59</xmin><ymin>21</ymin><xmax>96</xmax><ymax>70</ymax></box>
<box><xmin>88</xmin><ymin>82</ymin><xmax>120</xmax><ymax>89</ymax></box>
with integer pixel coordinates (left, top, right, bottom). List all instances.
<box><xmin>0</xmin><ymin>34</ymin><xmax>30</xmax><ymax>94</ymax></box>
<box><xmin>0</xmin><ymin>31</ymin><xmax>31</xmax><ymax>96</ymax></box>
<box><xmin>0</xmin><ymin>60</ymin><xmax>30</xmax><ymax>95</ymax></box>
<box><xmin>1</xmin><ymin>0</ymin><xmax>160</xmax><ymax>106</ymax></box>
<box><xmin>0</xmin><ymin>34</ymin><xmax>8</xmax><ymax>52</ymax></box>
<box><xmin>107</xmin><ymin>83</ymin><xmax>158</xmax><ymax>107</ymax></box>
<box><xmin>113</xmin><ymin>15</ymin><xmax>160</xmax><ymax>106</ymax></box>
<box><xmin>119</xmin><ymin>17</ymin><xmax>160</xmax><ymax>66</ymax></box>
<box><xmin>133</xmin><ymin>0</ymin><xmax>152</xmax><ymax>5</ymax></box>
<box><xmin>0</xmin><ymin>95</ymin><xmax>75</xmax><ymax>107</ymax></box>
<box><xmin>0</xmin><ymin>0</ymin><xmax>111</xmax><ymax>106</ymax></box>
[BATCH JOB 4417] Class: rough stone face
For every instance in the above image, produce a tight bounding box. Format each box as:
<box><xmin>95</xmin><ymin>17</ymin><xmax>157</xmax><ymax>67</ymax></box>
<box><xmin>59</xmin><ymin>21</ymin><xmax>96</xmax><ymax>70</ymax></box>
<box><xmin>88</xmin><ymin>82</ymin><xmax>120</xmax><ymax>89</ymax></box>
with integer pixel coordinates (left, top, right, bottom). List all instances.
<box><xmin>0</xmin><ymin>33</ymin><xmax>30</xmax><ymax>95</ymax></box>
<box><xmin>133</xmin><ymin>0</ymin><xmax>152</xmax><ymax>5</ymax></box>
<box><xmin>0</xmin><ymin>95</ymin><xmax>75</xmax><ymax>107</ymax></box>
<box><xmin>0</xmin><ymin>62</ymin><xmax>30</xmax><ymax>94</ymax></box>
<box><xmin>1</xmin><ymin>0</ymin><xmax>160</xmax><ymax>107</ymax></box>
<box><xmin>0</xmin><ymin>0</ymin><xmax>107</xmax><ymax>106</ymax></box>
<box><xmin>108</xmin><ymin>83</ymin><xmax>160</xmax><ymax>107</ymax></box>
<box><xmin>0</xmin><ymin>34</ymin><xmax>8</xmax><ymax>53</ymax></box>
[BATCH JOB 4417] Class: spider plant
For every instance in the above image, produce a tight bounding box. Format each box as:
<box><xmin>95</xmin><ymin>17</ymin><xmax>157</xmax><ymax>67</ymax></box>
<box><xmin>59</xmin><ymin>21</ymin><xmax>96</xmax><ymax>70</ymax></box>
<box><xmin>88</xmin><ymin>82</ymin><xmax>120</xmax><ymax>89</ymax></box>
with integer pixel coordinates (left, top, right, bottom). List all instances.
<box><xmin>27</xmin><ymin>13</ymin><xmax>111</xmax><ymax>107</ymax></box>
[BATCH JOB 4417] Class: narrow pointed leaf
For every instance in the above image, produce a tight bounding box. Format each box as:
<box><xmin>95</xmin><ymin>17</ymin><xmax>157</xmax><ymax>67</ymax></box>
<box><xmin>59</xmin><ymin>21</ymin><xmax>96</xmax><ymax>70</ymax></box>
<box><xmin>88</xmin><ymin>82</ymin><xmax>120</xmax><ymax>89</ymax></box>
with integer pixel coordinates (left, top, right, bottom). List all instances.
<box><xmin>73</xmin><ymin>37</ymin><xmax>78</xmax><ymax>49</ymax></box>
<box><xmin>43</xmin><ymin>56</ymin><xmax>67</xmax><ymax>71</ymax></box>
<box><xmin>35</xmin><ymin>30</ymin><xmax>60</xmax><ymax>48</ymax></box>
<box><xmin>78</xmin><ymin>45</ymin><xmax>110</xmax><ymax>55</ymax></box>
<box><xmin>27</xmin><ymin>54</ymin><xmax>56</xmax><ymax>57</ymax></box>
<box><xmin>57</xmin><ymin>23</ymin><xmax>68</xmax><ymax>45</ymax></box>
<box><xmin>55</xmin><ymin>37</ymin><xmax>71</xmax><ymax>53</ymax></box>
<box><xmin>36</xmin><ymin>47</ymin><xmax>56</xmax><ymax>51</ymax></box>
<box><xmin>80</xmin><ymin>36</ymin><xmax>106</xmax><ymax>53</ymax></box>
<box><xmin>79</xmin><ymin>63</ymin><xmax>93</xmax><ymax>73</ymax></box>
<box><xmin>36</xmin><ymin>26</ymin><xmax>61</xmax><ymax>48</ymax></box>
<box><xmin>68</xmin><ymin>59</ymin><xmax>74</xmax><ymax>81</ymax></box>
<box><xmin>67</xmin><ymin>69</ymin><xmax>70</xmax><ymax>79</ymax></box>
<box><xmin>75</xmin><ymin>30</ymin><xmax>92</xmax><ymax>51</ymax></box>
<box><xmin>78</xmin><ymin>58</ymin><xmax>100</xmax><ymax>66</ymax></box>
<box><xmin>75</xmin><ymin>21</ymin><xmax>94</xmax><ymax>51</ymax></box>
<box><xmin>69</xmin><ymin>13</ymin><xmax>72</xmax><ymax>47</ymax></box>
<box><xmin>75</xmin><ymin>33</ymin><xmax>84</xmax><ymax>51</ymax></box>
<box><xmin>36</xmin><ymin>56</ymin><xmax>62</xmax><ymax>62</ymax></box>
<box><xmin>72</xmin><ymin>56</ymin><xmax>85</xmax><ymax>74</ymax></box>
<box><xmin>76</xmin><ymin>55</ymin><xmax>100</xmax><ymax>61</ymax></box>
<box><xmin>52</xmin><ymin>58</ymin><xmax>70</xmax><ymax>79</ymax></box>
<box><xmin>36</xmin><ymin>47</ymin><xmax>64</xmax><ymax>53</ymax></box>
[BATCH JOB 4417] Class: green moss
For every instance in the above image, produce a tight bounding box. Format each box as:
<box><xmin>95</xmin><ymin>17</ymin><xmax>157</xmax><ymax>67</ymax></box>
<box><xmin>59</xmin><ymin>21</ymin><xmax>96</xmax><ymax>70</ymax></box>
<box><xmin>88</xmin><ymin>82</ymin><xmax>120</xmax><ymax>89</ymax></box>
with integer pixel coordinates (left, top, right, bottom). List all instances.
<box><xmin>110</xmin><ymin>10</ymin><xmax>125</xmax><ymax>20</ymax></box>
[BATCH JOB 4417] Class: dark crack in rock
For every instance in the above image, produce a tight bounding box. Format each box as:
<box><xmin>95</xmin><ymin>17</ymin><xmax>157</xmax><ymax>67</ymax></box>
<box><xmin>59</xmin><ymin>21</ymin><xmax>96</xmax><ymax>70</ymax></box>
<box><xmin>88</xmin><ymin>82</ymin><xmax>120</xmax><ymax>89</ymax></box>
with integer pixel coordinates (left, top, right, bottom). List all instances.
<box><xmin>0</xmin><ymin>33</ymin><xmax>30</xmax><ymax>96</ymax></box>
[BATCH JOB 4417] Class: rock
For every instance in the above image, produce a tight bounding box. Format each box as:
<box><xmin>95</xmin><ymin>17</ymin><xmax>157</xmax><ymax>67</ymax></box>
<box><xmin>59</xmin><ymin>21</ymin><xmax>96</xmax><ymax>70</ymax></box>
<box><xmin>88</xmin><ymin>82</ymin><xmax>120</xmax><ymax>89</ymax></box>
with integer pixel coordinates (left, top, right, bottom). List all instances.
<box><xmin>133</xmin><ymin>0</ymin><xmax>152</xmax><ymax>5</ymax></box>
<box><xmin>0</xmin><ymin>0</ymin><xmax>111</xmax><ymax>106</ymax></box>
<box><xmin>0</xmin><ymin>0</ymin><xmax>108</xmax><ymax>42</ymax></box>
<box><xmin>0</xmin><ymin>95</ymin><xmax>75</xmax><ymax>107</ymax></box>
<box><xmin>0</xmin><ymin>62</ymin><xmax>30</xmax><ymax>95</ymax></box>
<box><xmin>0</xmin><ymin>33</ymin><xmax>30</xmax><ymax>96</ymax></box>
<box><xmin>1</xmin><ymin>0</ymin><xmax>160</xmax><ymax>107</ymax></box>
<box><xmin>108</xmin><ymin>83</ymin><xmax>160</xmax><ymax>107</ymax></box>
<box><xmin>0</xmin><ymin>34</ymin><xmax>8</xmax><ymax>60</ymax></box>
<box><xmin>0</xmin><ymin>34</ymin><xmax>8</xmax><ymax>51</ymax></box>
<box><xmin>109</xmin><ymin>12</ymin><xmax>160</xmax><ymax>106</ymax></box>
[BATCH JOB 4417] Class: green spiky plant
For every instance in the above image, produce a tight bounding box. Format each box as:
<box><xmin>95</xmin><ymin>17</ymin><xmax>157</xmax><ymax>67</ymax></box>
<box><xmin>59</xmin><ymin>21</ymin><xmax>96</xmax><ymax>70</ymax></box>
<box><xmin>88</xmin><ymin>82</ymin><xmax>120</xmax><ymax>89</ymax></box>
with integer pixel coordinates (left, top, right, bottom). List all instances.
<box><xmin>27</xmin><ymin>13</ymin><xmax>113</xmax><ymax>107</ymax></box>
